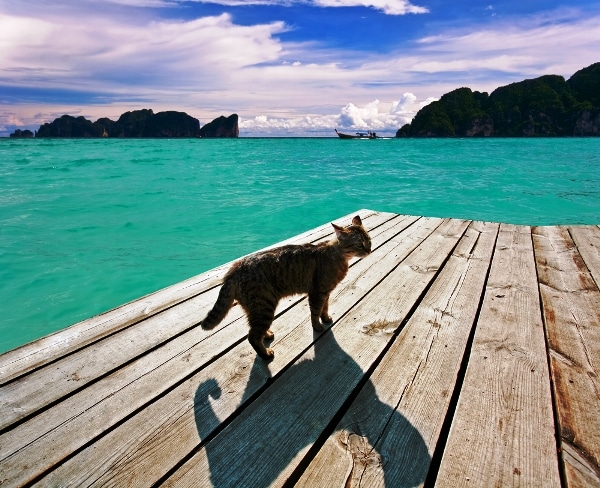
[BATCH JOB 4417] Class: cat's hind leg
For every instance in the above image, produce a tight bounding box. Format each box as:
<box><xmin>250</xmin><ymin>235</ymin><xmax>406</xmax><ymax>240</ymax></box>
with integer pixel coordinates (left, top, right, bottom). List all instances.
<box><xmin>246</xmin><ymin>307</ymin><xmax>277</xmax><ymax>360</ymax></box>
<box><xmin>248</xmin><ymin>326</ymin><xmax>275</xmax><ymax>360</ymax></box>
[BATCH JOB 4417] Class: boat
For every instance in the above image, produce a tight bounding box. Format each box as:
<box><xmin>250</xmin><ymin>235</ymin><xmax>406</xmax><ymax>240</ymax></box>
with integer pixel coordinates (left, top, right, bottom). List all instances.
<box><xmin>335</xmin><ymin>129</ymin><xmax>379</xmax><ymax>139</ymax></box>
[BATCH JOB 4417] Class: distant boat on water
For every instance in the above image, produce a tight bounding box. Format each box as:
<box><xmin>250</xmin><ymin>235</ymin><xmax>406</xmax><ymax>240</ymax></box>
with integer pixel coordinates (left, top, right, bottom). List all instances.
<box><xmin>335</xmin><ymin>129</ymin><xmax>383</xmax><ymax>139</ymax></box>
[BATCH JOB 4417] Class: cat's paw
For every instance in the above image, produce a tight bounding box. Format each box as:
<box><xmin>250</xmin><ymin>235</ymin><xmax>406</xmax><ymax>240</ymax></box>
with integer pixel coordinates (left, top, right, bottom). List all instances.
<box><xmin>260</xmin><ymin>348</ymin><xmax>275</xmax><ymax>361</ymax></box>
<box><xmin>311</xmin><ymin>321</ymin><xmax>324</xmax><ymax>332</ymax></box>
<box><xmin>264</xmin><ymin>329</ymin><xmax>275</xmax><ymax>340</ymax></box>
<box><xmin>321</xmin><ymin>314</ymin><xmax>333</xmax><ymax>324</ymax></box>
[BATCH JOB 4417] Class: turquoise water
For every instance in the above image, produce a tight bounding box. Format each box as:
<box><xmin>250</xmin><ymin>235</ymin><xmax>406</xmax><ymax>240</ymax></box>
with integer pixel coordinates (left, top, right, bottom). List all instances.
<box><xmin>1</xmin><ymin>137</ymin><xmax>599</xmax><ymax>353</ymax></box>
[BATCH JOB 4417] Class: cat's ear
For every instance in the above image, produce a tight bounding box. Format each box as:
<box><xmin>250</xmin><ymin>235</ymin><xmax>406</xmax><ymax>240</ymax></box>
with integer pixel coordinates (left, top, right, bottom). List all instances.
<box><xmin>352</xmin><ymin>215</ymin><xmax>363</xmax><ymax>227</ymax></box>
<box><xmin>332</xmin><ymin>222</ymin><xmax>345</xmax><ymax>238</ymax></box>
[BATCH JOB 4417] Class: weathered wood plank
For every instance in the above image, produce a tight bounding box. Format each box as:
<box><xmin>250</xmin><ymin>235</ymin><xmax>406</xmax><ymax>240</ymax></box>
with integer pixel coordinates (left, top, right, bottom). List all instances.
<box><xmin>2</xmin><ymin>214</ymin><xmax>597</xmax><ymax>488</ymax></box>
<box><xmin>295</xmin><ymin>221</ymin><xmax>499</xmax><ymax>487</ymax></box>
<box><xmin>435</xmin><ymin>224</ymin><xmax>561</xmax><ymax>487</ymax></box>
<box><xmin>533</xmin><ymin>225</ymin><xmax>600</xmax><ymax>487</ymax></box>
<box><xmin>0</xmin><ymin>209</ymin><xmax>387</xmax><ymax>384</ymax></box>
<box><xmin>569</xmin><ymin>225</ymin><xmax>600</xmax><ymax>288</ymax></box>
<box><xmin>160</xmin><ymin>219</ymin><xmax>470</xmax><ymax>488</ymax></box>
<box><xmin>33</xmin><ymin>215</ymin><xmax>431</xmax><ymax>487</ymax></box>
<box><xmin>3</xmin><ymin>214</ymin><xmax>421</xmax><ymax>486</ymax></box>
<box><xmin>0</xmin><ymin>211</ymin><xmax>396</xmax><ymax>431</ymax></box>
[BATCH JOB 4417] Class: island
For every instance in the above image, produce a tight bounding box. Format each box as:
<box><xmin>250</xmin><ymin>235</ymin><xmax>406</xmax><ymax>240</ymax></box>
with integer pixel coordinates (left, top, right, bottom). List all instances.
<box><xmin>397</xmin><ymin>62</ymin><xmax>600</xmax><ymax>137</ymax></box>
<box><xmin>9</xmin><ymin>129</ymin><xmax>34</xmax><ymax>138</ymax></box>
<box><xmin>12</xmin><ymin>110</ymin><xmax>239</xmax><ymax>138</ymax></box>
<box><xmin>198</xmin><ymin>114</ymin><xmax>239</xmax><ymax>138</ymax></box>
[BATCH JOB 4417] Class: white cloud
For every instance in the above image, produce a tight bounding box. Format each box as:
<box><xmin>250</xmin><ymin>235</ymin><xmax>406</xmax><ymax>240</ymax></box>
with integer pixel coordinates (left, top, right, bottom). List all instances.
<box><xmin>103</xmin><ymin>0</ymin><xmax>176</xmax><ymax>6</ymax></box>
<box><xmin>178</xmin><ymin>0</ymin><xmax>428</xmax><ymax>15</ymax></box>
<box><xmin>0</xmin><ymin>112</ymin><xmax>26</xmax><ymax>129</ymax></box>
<box><xmin>310</xmin><ymin>0</ymin><xmax>427</xmax><ymax>14</ymax></box>
<box><xmin>351</xmin><ymin>9</ymin><xmax>600</xmax><ymax>102</ymax></box>
<box><xmin>0</xmin><ymin>12</ymin><xmax>286</xmax><ymax>90</ymax></box>
<box><xmin>240</xmin><ymin>95</ymin><xmax>420</xmax><ymax>135</ymax></box>
<box><xmin>223</xmin><ymin>9</ymin><xmax>600</xmax><ymax>135</ymax></box>
<box><xmin>240</xmin><ymin>113</ymin><xmax>339</xmax><ymax>135</ymax></box>
<box><xmin>419</xmin><ymin>97</ymin><xmax>438</xmax><ymax>108</ymax></box>
<box><xmin>338</xmin><ymin>95</ymin><xmax>422</xmax><ymax>128</ymax></box>
<box><xmin>412</xmin><ymin>11</ymin><xmax>600</xmax><ymax>77</ymax></box>
<box><xmin>1</xmin><ymin>4</ymin><xmax>599</xmax><ymax>136</ymax></box>
<box><xmin>103</xmin><ymin>0</ymin><xmax>430</xmax><ymax>14</ymax></box>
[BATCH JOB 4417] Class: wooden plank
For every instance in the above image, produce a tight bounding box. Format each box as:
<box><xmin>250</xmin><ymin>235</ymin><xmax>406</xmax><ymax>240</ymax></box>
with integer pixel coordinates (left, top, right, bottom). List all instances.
<box><xmin>159</xmin><ymin>219</ymin><xmax>470</xmax><ymax>488</ymax></box>
<box><xmin>31</xmin><ymin>216</ymin><xmax>447</xmax><ymax>487</ymax></box>
<box><xmin>0</xmin><ymin>209</ymin><xmax>387</xmax><ymax>384</ymax></box>
<box><xmin>0</xmin><ymin>212</ymin><xmax>402</xmax><ymax>452</ymax></box>
<box><xmin>0</xmin><ymin>286</ymin><xmax>226</xmax><ymax>432</ymax></box>
<box><xmin>1</xmin><ymin>213</ymin><xmax>422</xmax><ymax>486</ymax></box>
<box><xmin>435</xmin><ymin>224</ymin><xmax>561</xmax><ymax>487</ymax></box>
<box><xmin>294</xmin><ymin>221</ymin><xmax>499</xmax><ymax>487</ymax></box>
<box><xmin>3</xmin><ymin>216</ymin><xmax>596</xmax><ymax>488</ymax></box>
<box><xmin>32</xmin><ymin>215</ymin><xmax>432</xmax><ymax>487</ymax></box>
<box><xmin>0</xmin><ymin>211</ymin><xmax>397</xmax><ymax>431</ymax></box>
<box><xmin>533</xmin><ymin>225</ymin><xmax>600</xmax><ymax>487</ymax></box>
<box><xmin>569</xmin><ymin>225</ymin><xmax>600</xmax><ymax>287</ymax></box>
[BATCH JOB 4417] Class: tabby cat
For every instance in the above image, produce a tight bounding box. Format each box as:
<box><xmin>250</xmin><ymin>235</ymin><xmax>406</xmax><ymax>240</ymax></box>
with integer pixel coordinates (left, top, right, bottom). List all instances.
<box><xmin>200</xmin><ymin>215</ymin><xmax>372</xmax><ymax>360</ymax></box>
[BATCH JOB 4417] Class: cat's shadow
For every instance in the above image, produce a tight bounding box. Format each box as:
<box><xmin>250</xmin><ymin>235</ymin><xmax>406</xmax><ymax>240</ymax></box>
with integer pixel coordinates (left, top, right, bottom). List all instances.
<box><xmin>194</xmin><ymin>328</ymin><xmax>430</xmax><ymax>487</ymax></box>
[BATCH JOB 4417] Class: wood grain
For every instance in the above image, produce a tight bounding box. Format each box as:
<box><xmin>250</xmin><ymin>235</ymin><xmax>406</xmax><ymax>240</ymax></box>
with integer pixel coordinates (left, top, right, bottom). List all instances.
<box><xmin>11</xmin><ymin>213</ymin><xmax>422</xmax><ymax>486</ymax></box>
<box><xmin>533</xmin><ymin>225</ymin><xmax>600</xmax><ymax>487</ymax></box>
<box><xmin>0</xmin><ymin>210</ymin><xmax>386</xmax><ymax>384</ymax></box>
<box><xmin>0</xmin><ymin>211</ymin><xmax>396</xmax><ymax>430</ymax></box>
<box><xmin>296</xmin><ymin>221</ymin><xmax>499</xmax><ymax>487</ymax></box>
<box><xmin>1</xmin><ymin>212</ymin><xmax>598</xmax><ymax>488</ymax></box>
<box><xmin>436</xmin><ymin>224</ymin><xmax>561</xmax><ymax>487</ymax></box>
<box><xmin>162</xmin><ymin>219</ymin><xmax>470</xmax><ymax>487</ymax></box>
<box><xmin>568</xmin><ymin>225</ymin><xmax>600</xmax><ymax>286</ymax></box>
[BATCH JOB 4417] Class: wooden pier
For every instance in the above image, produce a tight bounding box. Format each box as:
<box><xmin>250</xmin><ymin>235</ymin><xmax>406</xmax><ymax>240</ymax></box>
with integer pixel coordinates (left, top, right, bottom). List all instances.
<box><xmin>1</xmin><ymin>210</ymin><xmax>599</xmax><ymax>487</ymax></box>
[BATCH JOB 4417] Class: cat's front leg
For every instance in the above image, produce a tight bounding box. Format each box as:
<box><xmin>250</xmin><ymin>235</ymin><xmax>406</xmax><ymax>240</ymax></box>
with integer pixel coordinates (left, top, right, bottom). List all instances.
<box><xmin>320</xmin><ymin>295</ymin><xmax>333</xmax><ymax>324</ymax></box>
<box><xmin>309</xmin><ymin>291</ymin><xmax>328</xmax><ymax>331</ymax></box>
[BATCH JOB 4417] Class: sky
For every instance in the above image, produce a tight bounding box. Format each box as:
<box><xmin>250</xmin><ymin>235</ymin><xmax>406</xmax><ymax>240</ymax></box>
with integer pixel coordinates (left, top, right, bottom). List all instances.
<box><xmin>1</xmin><ymin>0</ymin><xmax>599</xmax><ymax>137</ymax></box>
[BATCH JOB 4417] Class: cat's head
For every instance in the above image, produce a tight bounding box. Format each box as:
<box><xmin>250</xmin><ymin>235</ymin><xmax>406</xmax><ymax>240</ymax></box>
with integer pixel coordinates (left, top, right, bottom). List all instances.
<box><xmin>332</xmin><ymin>215</ymin><xmax>372</xmax><ymax>257</ymax></box>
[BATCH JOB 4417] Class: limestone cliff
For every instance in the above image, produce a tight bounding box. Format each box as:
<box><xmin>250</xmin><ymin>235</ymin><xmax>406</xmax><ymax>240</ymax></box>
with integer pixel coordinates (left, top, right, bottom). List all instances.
<box><xmin>33</xmin><ymin>110</ymin><xmax>239</xmax><ymax>138</ymax></box>
<box><xmin>398</xmin><ymin>62</ymin><xmax>600</xmax><ymax>137</ymax></box>
<box><xmin>198</xmin><ymin>114</ymin><xmax>239</xmax><ymax>138</ymax></box>
<box><xmin>9</xmin><ymin>129</ymin><xmax>34</xmax><ymax>138</ymax></box>
<box><xmin>573</xmin><ymin>109</ymin><xmax>600</xmax><ymax>136</ymax></box>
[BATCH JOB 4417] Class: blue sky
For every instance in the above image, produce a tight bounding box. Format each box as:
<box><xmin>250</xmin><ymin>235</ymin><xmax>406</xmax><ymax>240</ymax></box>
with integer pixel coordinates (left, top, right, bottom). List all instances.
<box><xmin>1</xmin><ymin>0</ymin><xmax>599</xmax><ymax>136</ymax></box>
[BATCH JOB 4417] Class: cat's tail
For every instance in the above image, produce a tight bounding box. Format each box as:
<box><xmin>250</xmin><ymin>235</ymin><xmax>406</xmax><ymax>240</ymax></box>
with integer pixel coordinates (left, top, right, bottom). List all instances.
<box><xmin>200</xmin><ymin>278</ymin><xmax>237</xmax><ymax>330</ymax></box>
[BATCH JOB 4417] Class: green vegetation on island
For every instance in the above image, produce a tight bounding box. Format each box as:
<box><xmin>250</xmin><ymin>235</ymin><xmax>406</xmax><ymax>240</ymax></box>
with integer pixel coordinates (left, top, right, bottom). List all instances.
<box><xmin>397</xmin><ymin>62</ymin><xmax>600</xmax><ymax>137</ymax></box>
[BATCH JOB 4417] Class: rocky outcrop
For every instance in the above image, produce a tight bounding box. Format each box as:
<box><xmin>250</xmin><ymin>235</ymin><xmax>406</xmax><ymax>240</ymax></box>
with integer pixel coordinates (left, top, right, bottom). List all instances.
<box><xmin>142</xmin><ymin>111</ymin><xmax>201</xmax><ymax>138</ymax></box>
<box><xmin>9</xmin><ymin>129</ymin><xmax>34</xmax><ymax>138</ymax></box>
<box><xmin>32</xmin><ymin>110</ymin><xmax>238</xmax><ymax>138</ymax></box>
<box><xmin>198</xmin><ymin>114</ymin><xmax>239</xmax><ymax>138</ymax></box>
<box><xmin>101</xmin><ymin>109</ymin><xmax>201</xmax><ymax>138</ymax></box>
<box><xmin>109</xmin><ymin>109</ymin><xmax>155</xmax><ymax>137</ymax></box>
<box><xmin>573</xmin><ymin>109</ymin><xmax>600</xmax><ymax>136</ymax></box>
<box><xmin>398</xmin><ymin>62</ymin><xmax>600</xmax><ymax>137</ymax></box>
<box><xmin>37</xmin><ymin>115</ymin><xmax>104</xmax><ymax>138</ymax></box>
<box><xmin>464</xmin><ymin>115</ymin><xmax>494</xmax><ymax>137</ymax></box>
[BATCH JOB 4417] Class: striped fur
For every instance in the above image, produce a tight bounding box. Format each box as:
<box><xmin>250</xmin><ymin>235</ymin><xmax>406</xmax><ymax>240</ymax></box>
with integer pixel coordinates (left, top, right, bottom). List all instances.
<box><xmin>200</xmin><ymin>215</ymin><xmax>371</xmax><ymax>360</ymax></box>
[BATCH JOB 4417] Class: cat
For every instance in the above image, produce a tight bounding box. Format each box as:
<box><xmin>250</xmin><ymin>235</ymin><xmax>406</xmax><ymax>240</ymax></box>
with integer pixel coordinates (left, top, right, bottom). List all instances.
<box><xmin>200</xmin><ymin>215</ymin><xmax>372</xmax><ymax>360</ymax></box>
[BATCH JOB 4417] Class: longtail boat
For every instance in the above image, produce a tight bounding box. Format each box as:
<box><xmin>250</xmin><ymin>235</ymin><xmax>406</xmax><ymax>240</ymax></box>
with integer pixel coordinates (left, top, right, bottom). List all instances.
<box><xmin>335</xmin><ymin>129</ymin><xmax>379</xmax><ymax>139</ymax></box>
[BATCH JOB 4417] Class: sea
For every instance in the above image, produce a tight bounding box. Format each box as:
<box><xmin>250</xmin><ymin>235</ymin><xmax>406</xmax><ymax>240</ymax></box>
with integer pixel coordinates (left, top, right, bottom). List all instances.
<box><xmin>1</xmin><ymin>137</ymin><xmax>599</xmax><ymax>354</ymax></box>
